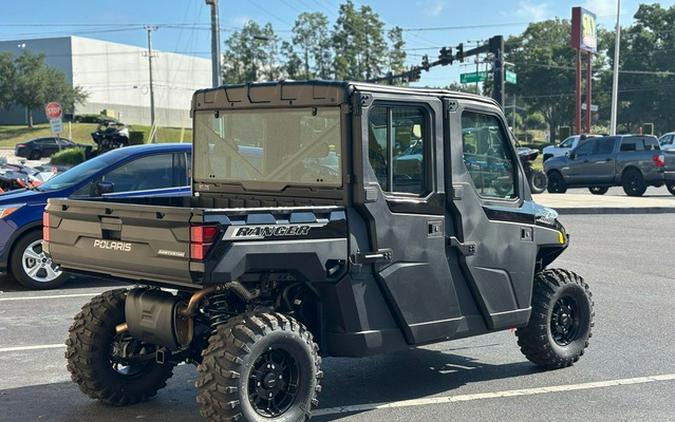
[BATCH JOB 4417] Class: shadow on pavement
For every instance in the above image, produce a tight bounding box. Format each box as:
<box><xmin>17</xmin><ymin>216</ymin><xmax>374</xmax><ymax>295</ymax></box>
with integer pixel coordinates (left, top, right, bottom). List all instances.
<box><xmin>1</xmin><ymin>346</ymin><xmax>541</xmax><ymax>421</ymax></box>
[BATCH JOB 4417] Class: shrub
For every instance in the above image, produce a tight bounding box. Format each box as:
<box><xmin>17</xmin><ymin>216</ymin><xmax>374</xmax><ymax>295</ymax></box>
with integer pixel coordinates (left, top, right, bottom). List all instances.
<box><xmin>129</xmin><ymin>131</ymin><xmax>145</xmax><ymax>145</ymax></box>
<box><xmin>51</xmin><ymin>147</ymin><xmax>86</xmax><ymax>166</ymax></box>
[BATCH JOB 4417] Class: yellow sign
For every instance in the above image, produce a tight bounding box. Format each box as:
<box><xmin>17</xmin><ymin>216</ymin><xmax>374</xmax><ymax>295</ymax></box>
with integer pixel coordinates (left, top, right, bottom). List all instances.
<box><xmin>581</xmin><ymin>10</ymin><xmax>597</xmax><ymax>52</ymax></box>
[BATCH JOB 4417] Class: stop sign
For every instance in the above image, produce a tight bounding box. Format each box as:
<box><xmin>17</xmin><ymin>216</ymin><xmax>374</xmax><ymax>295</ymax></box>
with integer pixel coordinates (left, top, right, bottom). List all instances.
<box><xmin>45</xmin><ymin>102</ymin><xmax>62</xmax><ymax>120</ymax></box>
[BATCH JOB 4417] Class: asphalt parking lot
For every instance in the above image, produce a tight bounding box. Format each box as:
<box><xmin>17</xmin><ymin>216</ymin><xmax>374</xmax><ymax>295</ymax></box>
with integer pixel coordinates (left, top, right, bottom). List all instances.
<box><xmin>1</xmin><ymin>214</ymin><xmax>674</xmax><ymax>421</ymax></box>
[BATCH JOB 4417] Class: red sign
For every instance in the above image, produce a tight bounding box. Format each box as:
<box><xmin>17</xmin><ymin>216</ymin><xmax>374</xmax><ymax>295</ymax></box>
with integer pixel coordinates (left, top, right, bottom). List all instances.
<box><xmin>45</xmin><ymin>102</ymin><xmax>62</xmax><ymax>120</ymax></box>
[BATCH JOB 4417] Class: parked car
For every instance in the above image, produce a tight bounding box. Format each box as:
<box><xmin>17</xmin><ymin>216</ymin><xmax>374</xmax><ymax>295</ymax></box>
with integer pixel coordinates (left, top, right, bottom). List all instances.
<box><xmin>0</xmin><ymin>143</ymin><xmax>191</xmax><ymax>289</ymax></box>
<box><xmin>15</xmin><ymin>137</ymin><xmax>84</xmax><ymax>160</ymax></box>
<box><xmin>658</xmin><ymin>132</ymin><xmax>675</xmax><ymax>152</ymax></box>
<box><xmin>544</xmin><ymin>135</ymin><xmax>668</xmax><ymax>196</ymax></box>
<box><xmin>542</xmin><ymin>134</ymin><xmax>598</xmax><ymax>162</ymax></box>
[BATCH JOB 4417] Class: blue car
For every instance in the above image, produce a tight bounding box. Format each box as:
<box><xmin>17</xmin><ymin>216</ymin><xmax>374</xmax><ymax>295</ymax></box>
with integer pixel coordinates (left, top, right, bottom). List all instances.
<box><xmin>0</xmin><ymin>143</ymin><xmax>191</xmax><ymax>289</ymax></box>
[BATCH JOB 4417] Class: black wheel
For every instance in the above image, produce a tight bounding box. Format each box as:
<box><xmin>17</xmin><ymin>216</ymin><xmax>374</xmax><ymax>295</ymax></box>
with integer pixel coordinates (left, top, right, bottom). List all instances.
<box><xmin>529</xmin><ymin>170</ymin><xmax>548</xmax><ymax>194</ymax></box>
<box><xmin>516</xmin><ymin>269</ymin><xmax>594</xmax><ymax>369</ymax></box>
<box><xmin>29</xmin><ymin>150</ymin><xmax>41</xmax><ymax>160</ymax></box>
<box><xmin>622</xmin><ymin>168</ymin><xmax>646</xmax><ymax>196</ymax></box>
<box><xmin>667</xmin><ymin>182</ymin><xmax>675</xmax><ymax>196</ymax></box>
<box><xmin>66</xmin><ymin>289</ymin><xmax>175</xmax><ymax>405</ymax></box>
<box><xmin>196</xmin><ymin>312</ymin><xmax>322</xmax><ymax>422</ymax></box>
<box><xmin>588</xmin><ymin>186</ymin><xmax>609</xmax><ymax>195</ymax></box>
<box><xmin>546</xmin><ymin>171</ymin><xmax>567</xmax><ymax>194</ymax></box>
<box><xmin>10</xmin><ymin>230</ymin><xmax>68</xmax><ymax>289</ymax></box>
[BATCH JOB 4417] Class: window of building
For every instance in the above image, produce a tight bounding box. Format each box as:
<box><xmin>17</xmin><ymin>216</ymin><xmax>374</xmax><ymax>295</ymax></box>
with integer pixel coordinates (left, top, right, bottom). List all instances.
<box><xmin>368</xmin><ymin>105</ymin><xmax>429</xmax><ymax>195</ymax></box>
<box><xmin>461</xmin><ymin>111</ymin><xmax>517</xmax><ymax>199</ymax></box>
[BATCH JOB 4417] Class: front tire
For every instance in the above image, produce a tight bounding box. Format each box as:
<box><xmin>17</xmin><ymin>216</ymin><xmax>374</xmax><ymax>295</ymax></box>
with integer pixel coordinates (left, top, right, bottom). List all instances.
<box><xmin>66</xmin><ymin>289</ymin><xmax>175</xmax><ymax>405</ymax></box>
<box><xmin>546</xmin><ymin>171</ymin><xmax>567</xmax><ymax>194</ymax></box>
<box><xmin>10</xmin><ymin>230</ymin><xmax>68</xmax><ymax>289</ymax></box>
<box><xmin>516</xmin><ymin>269</ymin><xmax>594</xmax><ymax>369</ymax></box>
<box><xmin>196</xmin><ymin>312</ymin><xmax>322</xmax><ymax>422</ymax></box>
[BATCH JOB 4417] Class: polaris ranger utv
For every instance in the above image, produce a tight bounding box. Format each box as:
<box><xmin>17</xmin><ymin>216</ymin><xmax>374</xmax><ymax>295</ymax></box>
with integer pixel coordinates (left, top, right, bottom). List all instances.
<box><xmin>44</xmin><ymin>81</ymin><xmax>594</xmax><ymax>421</ymax></box>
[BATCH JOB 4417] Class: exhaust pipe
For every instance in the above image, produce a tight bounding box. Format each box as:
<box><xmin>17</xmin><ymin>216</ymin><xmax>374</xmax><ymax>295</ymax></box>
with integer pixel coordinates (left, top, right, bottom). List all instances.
<box><xmin>115</xmin><ymin>282</ymin><xmax>259</xmax><ymax>349</ymax></box>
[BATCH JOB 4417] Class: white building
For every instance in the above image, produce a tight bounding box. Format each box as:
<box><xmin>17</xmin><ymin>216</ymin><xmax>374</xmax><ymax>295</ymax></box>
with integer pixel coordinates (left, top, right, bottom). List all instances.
<box><xmin>0</xmin><ymin>36</ymin><xmax>211</xmax><ymax>127</ymax></box>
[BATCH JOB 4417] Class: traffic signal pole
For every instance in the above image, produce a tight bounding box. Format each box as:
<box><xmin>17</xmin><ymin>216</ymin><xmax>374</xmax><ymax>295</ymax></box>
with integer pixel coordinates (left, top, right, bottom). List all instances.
<box><xmin>489</xmin><ymin>36</ymin><xmax>504</xmax><ymax>106</ymax></box>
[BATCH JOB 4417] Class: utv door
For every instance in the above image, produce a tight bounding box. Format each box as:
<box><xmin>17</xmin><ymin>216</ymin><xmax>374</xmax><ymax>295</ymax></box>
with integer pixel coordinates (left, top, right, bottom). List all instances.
<box><xmin>353</xmin><ymin>92</ymin><xmax>464</xmax><ymax>345</ymax></box>
<box><xmin>446</xmin><ymin>100</ymin><xmax>538</xmax><ymax>330</ymax></box>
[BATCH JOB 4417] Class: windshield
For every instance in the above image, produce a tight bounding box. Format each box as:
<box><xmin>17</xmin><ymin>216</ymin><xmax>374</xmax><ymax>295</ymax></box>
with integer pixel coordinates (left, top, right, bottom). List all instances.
<box><xmin>40</xmin><ymin>153</ymin><xmax>116</xmax><ymax>191</ymax></box>
<box><xmin>193</xmin><ymin>107</ymin><xmax>342</xmax><ymax>189</ymax></box>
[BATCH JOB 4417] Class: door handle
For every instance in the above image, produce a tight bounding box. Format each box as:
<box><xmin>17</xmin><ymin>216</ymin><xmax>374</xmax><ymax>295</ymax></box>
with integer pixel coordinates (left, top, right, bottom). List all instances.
<box><xmin>448</xmin><ymin>237</ymin><xmax>477</xmax><ymax>256</ymax></box>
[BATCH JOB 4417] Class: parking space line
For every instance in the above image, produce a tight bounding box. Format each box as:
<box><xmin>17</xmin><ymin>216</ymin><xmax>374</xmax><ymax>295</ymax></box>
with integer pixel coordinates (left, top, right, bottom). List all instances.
<box><xmin>314</xmin><ymin>373</ymin><xmax>675</xmax><ymax>416</ymax></box>
<box><xmin>0</xmin><ymin>344</ymin><xmax>65</xmax><ymax>353</ymax></box>
<box><xmin>0</xmin><ymin>293</ymin><xmax>100</xmax><ymax>302</ymax></box>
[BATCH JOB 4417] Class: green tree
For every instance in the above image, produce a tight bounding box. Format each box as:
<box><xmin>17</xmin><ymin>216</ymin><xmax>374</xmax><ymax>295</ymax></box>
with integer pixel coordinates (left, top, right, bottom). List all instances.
<box><xmin>12</xmin><ymin>51</ymin><xmax>87</xmax><ymax>127</ymax></box>
<box><xmin>387</xmin><ymin>26</ymin><xmax>407</xmax><ymax>77</ymax></box>
<box><xmin>0</xmin><ymin>52</ymin><xmax>15</xmax><ymax>110</ymax></box>
<box><xmin>290</xmin><ymin>12</ymin><xmax>331</xmax><ymax>79</ymax></box>
<box><xmin>222</xmin><ymin>21</ymin><xmax>280</xmax><ymax>83</ymax></box>
<box><xmin>332</xmin><ymin>0</ymin><xmax>361</xmax><ymax>80</ymax></box>
<box><xmin>506</xmin><ymin>19</ymin><xmax>578</xmax><ymax>142</ymax></box>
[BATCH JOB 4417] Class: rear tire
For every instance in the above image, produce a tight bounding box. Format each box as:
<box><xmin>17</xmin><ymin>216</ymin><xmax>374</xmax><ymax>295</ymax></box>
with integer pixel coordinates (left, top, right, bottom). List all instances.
<box><xmin>622</xmin><ymin>168</ymin><xmax>646</xmax><ymax>196</ymax></box>
<box><xmin>546</xmin><ymin>171</ymin><xmax>567</xmax><ymax>194</ymax></box>
<box><xmin>29</xmin><ymin>150</ymin><xmax>41</xmax><ymax>160</ymax></box>
<box><xmin>588</xmin><ymin>186</ymin><xmax>609</xmax><ymax>195</ymax></box>
<box><xmin>196</xmin><ymin>312</ymin><xmax>322</xmax><ymax>422</ymax></box>
<box><xmin>10</xmin><ymin>230</ymin><xmax>68</xmax><ymax>290</ymax></box>
<box><xmin>516</xmin><ymin>269</ymin><xmax>594</xmax><ymax>369</ymax></box>
<box><xmin>529</xmin><ymin>171</ymin><xmax>548</xmax><ymax>194</ymax></box>
<box><xmin>66</xmin><ymin>289</ymin><xmax>175</xmax><ymax>405</ymax></box>
<box><xmin>667</xmin><ymin>182</ymin><xmax>675</xmax><ymax>196</ymax></box>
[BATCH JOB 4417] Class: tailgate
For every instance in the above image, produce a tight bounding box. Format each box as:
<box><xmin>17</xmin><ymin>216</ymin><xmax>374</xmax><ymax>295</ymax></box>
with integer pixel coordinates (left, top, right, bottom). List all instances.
<box><xmin>45</xmin><ymin>199</ymin><xmax>195</xmax><ymax>285</ymax></box>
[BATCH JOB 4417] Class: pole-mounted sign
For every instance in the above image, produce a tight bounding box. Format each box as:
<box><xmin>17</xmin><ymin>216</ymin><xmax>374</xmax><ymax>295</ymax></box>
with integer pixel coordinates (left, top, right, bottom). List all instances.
<box><xmin>45</xmin><ymin>102</ymin><xmax>63</xmax><ymax>135</ymax></box>
<box><xmin>571</xmin><ymin>7</ymin><xmax>596</xmax><ymax>136</ymax></box>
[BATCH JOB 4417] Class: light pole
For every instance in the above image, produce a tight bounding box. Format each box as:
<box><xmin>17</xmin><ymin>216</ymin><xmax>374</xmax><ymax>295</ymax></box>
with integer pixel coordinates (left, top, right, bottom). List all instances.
<box><xmin>609</xmin><ymin>0</ymin><xmax>621</xmax><ymax>135</ymax></box>
<box><xmin>205</xmin><ymin>0</ymin><xmax>222</xmax><ymax>88</ymax></box>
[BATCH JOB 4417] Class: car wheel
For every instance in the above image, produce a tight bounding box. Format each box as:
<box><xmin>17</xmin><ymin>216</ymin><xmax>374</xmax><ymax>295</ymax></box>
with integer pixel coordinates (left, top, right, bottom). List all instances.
<box><xmin>667</xmin><ymin>182</ymin><xmax>675</xmax><ymax>196</ymax></box>
<box><xmin>516</xmin><ymin>269</ymin><xmax>594</xmax><ymax>369</ymax></box>
<box><xmin>546</xmin><ymin>171</ymin><xmax>567</xmax><ymax>194</ymax></box>
<box><xmin>622</xmin><ymin>168</ymin><xmax>646</xmax><ymax>197</ymax></box>
<box><xmin>29</xmin><ymin>150</ymin><xmax>41</xmax><ymax>160</ymax></box>
<box><xmin>529</xmin><ymin>171</ymin><xmax>548</xmax><ymax>194</ymax></box>
<box><xmin>588</xmin><ymin>186</ymin><xmax>609</xmax><ymax>195</ymax></box>
<box><xmin>10</xmin><ymin>230</ymin><xmax>68</xmax><ymax>289</ymax></box>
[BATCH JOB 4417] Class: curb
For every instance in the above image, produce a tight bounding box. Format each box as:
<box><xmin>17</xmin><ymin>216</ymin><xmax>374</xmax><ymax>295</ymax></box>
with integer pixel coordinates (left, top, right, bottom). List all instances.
<box><xmin>554</xmin><ymin>207</ymin><xmax>675</xmax><ymax>215</ymax></box>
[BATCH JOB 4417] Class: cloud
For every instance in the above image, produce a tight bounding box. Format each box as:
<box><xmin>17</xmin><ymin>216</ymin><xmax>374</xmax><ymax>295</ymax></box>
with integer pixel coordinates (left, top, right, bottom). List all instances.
<box><xmin>416</xmin><ymin>0</ymin><xmax>446</xmax><ymax>17</ymax></box>
<box><xmin>582</xmin><ymin>0</ymin><xmax>619</xmax><ymax>18</ymax></box>
<box><xmin>515</xmin><ymin>1</ymin><xmax>551</xmax><ymax>22</ymax></box>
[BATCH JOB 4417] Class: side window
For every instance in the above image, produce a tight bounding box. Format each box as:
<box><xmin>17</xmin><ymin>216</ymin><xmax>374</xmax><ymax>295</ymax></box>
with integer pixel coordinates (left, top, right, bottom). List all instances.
<box><xmin>575</xmin><ymin>140</ymin><xmax>595</xmax><ymax>156</ymax></box>
<box><xmin>102</xmin><ymin>153</ymin><xmax>176</xmax><ymax>193</ymax></box>
<box><xmin>185</xmin><ymin>152</ymin><xmax>192</xmax><ymax>182</ymax></box>
<box><xmin>559</xmin><ymin>137</ymin><xmax>574</xmax><ymax>148</ymax></box>
<box><xmin>596</xmin><ymin>139</ymin><xmax>615</xmax><ymax>155</ymax></box>
<box><xmin>644</xmin><ymin>137</ymin><xmax>660</xmax><ymax>151</ymax></box>
<box><xmin>368</xmin><ymin>105</ymin><xmax>429</xmax><ymax>195</ymax></box>
<box><xmin>461</xmin><ymin>111</ymin><xmax>517</xmax><ymax>199</ymax></box>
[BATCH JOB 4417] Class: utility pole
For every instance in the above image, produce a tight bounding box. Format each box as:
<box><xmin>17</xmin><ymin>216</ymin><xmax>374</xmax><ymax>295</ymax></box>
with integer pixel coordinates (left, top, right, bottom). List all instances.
<box><xmin>609</xmin><ymin>0</ymin><xmax>621</xmax><ymax>135</ymax></box>
<box><xmin>205</xmin><ymin>0</ymin><xmax>222</xmax><ymax>87</ymax></box>
<box><xmin>144</xmin><ymin>25</ymin><xmax>158</xmax><ymax>143</ymax></box>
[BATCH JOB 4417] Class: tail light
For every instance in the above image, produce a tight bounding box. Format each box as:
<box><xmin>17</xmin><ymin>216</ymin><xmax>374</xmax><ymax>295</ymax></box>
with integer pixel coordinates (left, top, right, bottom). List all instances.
<box><xmin>190</xmin><ymin>225</ymin><xmax>219</xmax><ymax>261</ymax></box>
<box><xmin>653</xmin><ymin>154</ymin><xmax>665</xmax><ymax>168</ymax></box>
<box><xmin>43</xmin><ymin>211</ymin><xmax>50</xmax><ymax>242</ymax></box>
<box><xmin>16</xmin><ymin>144</ymin><xmax>26</xmax><ymax>149</ymax></box>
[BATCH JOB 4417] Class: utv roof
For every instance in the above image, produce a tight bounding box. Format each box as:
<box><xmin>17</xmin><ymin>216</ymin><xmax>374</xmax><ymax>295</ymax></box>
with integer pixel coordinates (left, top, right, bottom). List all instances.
<box><xmin>191</xmin><ymin>80</ymin><xmax>499</xmax><ymax>112</ymax></box>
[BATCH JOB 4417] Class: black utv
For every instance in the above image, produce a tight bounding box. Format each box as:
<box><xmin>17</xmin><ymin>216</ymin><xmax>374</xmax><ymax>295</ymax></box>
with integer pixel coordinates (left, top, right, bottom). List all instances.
<box><xmin>44</xmin><ymin>81</ymin><xmax>594</xmax><ymax>421</ymax></box>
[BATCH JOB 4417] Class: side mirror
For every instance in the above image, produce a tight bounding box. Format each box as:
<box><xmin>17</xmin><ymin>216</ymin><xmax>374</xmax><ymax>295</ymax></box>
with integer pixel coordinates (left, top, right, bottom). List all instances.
<box><xmin>568</xmin><ymin>151</ymin><xmax>576</xmax><ymax>160</ymax></box>
<box><xmin>96</xmin><ymin>181</ymin><xmax>114</xmax><ymax>195</ymax></box>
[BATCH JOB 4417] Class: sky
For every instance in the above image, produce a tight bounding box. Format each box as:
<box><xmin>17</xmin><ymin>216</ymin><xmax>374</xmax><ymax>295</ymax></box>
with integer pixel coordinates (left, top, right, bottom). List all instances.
<box><xmin>0</xmin><ymin>0</ymin><xmax>649</xmax><ymax>87</ymax></box>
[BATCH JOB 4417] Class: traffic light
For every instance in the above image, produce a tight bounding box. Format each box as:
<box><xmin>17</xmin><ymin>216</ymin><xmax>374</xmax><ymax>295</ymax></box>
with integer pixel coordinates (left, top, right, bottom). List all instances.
<box><xmin>408</xmin><ymin>67</ymin><xmax>422</xmax><ymax>82</ymax></box>
<box><xmin>439</xmin><ymin>47</ymin><xmax>453</xmax><ymax>65</ymax></box>
<box><xmin>421</xmin><ymin>54</ymin><xmax>430</xmax><ymax>71</ymax></box>
<box><xmin>457</xmin><ymin>43</ymin><xmax>464</xmax><ymax>63</ymax></box>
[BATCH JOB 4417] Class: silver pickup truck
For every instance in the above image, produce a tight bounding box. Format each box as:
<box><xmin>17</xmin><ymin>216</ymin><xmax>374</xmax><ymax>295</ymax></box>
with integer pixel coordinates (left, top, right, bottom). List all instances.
<box><xmin>544</xmin><ymin>134</ymin><xmax>673</xmax><ymax>196</ymax></box>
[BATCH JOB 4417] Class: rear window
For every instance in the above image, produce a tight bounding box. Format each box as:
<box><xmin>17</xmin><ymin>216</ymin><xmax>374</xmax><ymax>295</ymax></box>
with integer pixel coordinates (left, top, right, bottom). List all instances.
<box><xmin>620</xmin><ymin>136</ymin><xmax>660</xmax><ymax>152</ymax></box>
